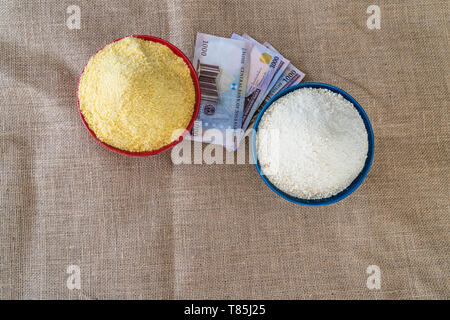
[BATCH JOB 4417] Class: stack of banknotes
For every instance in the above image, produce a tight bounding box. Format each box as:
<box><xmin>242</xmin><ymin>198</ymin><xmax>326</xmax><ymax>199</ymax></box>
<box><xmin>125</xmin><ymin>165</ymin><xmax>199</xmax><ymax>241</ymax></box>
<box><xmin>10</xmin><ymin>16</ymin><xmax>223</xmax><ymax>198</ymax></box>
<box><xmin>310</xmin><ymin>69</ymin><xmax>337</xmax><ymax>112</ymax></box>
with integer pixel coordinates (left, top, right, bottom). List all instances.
<box><xmin>189</xmin><ymin>32</ymin><xmax>305</xmax><ymax>150</ymax></box>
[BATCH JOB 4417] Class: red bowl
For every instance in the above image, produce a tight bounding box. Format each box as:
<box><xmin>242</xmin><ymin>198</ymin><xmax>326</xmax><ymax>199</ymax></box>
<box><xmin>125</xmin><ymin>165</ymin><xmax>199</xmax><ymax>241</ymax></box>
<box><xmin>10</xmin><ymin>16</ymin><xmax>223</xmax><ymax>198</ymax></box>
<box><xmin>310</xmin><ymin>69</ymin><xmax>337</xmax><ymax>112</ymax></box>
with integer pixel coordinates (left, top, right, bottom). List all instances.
<box><xmin>77</xmin><ymin>35</ymin><xmax>201</xmax><ymax>156</ymax></box>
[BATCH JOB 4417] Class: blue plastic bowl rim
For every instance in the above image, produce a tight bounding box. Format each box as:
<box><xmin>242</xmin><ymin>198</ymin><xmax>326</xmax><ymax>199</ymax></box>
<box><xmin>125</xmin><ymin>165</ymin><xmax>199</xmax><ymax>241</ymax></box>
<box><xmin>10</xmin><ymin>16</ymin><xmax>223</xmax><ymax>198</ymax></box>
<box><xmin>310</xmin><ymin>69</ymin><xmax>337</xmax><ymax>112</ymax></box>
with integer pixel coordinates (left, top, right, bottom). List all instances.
<box><xmin>251</xmin><ymin>82</ymin><xmax>374</xmax><ymax>206</ymax></box>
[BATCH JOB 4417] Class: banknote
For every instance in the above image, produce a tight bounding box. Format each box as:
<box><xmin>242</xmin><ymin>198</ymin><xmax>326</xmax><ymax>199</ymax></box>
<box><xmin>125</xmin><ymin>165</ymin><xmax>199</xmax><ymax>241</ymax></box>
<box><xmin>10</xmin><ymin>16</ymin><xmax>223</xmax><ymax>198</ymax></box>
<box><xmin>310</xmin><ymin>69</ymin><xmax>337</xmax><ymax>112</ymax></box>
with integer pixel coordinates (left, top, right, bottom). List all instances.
<box><xmin>245</xmin><ymin>42</ymin><xmax>305</xmax><ymax>130</ymax></box>
<box><xmin>261</xmin><ymin>42</ymin><xmax>304</xmax><ymax>104</ymax></box>
<box><xmin>246</xmin><ymin>42</ymin><xmax>305</xmax><ymax>130</ymax></box>
<box><xmin>242</xmin><ymin>35</ymin><xmax>290</xmax><ymax>102</ymax></box>
<box><xmin>190</xmin><ymin>33</ymin><xmax>252</xmax><ymax>150</ymax></box>
<box><xmin>231</xmin><ymin>34</ymin><xmax>287</xmax><ymax>132</ymax></box>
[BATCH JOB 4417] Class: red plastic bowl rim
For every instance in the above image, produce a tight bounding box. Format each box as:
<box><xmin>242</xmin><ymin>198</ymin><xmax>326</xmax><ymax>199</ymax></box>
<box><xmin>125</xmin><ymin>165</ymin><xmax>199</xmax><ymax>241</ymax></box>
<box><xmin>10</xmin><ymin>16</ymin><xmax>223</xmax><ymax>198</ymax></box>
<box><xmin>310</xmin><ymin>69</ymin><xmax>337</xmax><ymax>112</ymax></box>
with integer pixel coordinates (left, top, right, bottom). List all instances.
<box><xmin>76</xmin><ymin>35</ymin><xmax>201</xmax><ymax>157</ymax></box>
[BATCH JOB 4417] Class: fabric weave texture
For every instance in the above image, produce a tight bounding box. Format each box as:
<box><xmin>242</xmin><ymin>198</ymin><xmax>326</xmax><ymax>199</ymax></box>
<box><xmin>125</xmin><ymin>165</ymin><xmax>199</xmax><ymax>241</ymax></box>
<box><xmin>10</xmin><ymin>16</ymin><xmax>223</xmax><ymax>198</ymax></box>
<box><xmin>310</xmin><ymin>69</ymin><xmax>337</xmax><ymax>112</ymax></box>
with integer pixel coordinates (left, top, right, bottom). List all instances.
<box><xmin>0</xmin><ymin>0</ymin><xmax>448</xmax><ymax>299</ymax></box>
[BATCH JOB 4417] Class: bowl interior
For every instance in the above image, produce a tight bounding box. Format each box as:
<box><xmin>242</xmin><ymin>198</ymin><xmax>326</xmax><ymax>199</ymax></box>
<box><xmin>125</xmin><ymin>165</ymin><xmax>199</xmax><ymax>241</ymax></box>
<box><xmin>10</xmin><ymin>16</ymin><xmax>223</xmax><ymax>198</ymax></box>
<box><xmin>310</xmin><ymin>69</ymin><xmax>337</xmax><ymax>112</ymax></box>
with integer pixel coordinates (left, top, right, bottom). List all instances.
<box><xmin>77</xmin><ymin>35</ymin><xmax>201</xmax><ymax>157</ymax></box>
<box><xmin>251</xmin><ymin>82</ymin><xmax>374</xmax><ymax>206</ymax></box>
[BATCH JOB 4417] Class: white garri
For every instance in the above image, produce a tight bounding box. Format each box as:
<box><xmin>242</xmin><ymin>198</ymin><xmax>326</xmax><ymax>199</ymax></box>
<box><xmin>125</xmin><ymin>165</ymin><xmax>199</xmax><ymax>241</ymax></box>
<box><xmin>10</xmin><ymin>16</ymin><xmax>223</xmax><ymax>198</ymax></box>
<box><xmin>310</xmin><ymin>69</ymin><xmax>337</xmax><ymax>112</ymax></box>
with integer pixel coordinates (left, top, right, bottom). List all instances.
<box><xmin>256</xmin><ymin>87</ymin><xmax>368</xmax><ymax>200</ymax></box>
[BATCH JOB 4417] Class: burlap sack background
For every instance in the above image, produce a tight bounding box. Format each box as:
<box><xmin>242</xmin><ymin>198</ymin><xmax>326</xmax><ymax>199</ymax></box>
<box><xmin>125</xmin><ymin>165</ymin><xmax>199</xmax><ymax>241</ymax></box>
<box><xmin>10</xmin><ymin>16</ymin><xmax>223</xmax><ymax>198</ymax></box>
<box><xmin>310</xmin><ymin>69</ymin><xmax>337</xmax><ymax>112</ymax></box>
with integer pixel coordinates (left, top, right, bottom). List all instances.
<box><xmin>0</xmin><ymin>0</ymin><xmax>448</xmax><ymax>299</ymax></box>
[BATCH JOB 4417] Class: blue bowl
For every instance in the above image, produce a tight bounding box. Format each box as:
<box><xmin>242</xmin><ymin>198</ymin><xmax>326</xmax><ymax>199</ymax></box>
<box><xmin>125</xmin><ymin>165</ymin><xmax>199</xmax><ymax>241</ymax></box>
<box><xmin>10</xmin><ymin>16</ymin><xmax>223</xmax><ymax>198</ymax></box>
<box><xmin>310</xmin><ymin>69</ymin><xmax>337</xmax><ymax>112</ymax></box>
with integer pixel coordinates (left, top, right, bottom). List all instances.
<box><xmin>252</xmin><ymin>82</ymin><xmax>374</xmax><ymax>206</ymax></box>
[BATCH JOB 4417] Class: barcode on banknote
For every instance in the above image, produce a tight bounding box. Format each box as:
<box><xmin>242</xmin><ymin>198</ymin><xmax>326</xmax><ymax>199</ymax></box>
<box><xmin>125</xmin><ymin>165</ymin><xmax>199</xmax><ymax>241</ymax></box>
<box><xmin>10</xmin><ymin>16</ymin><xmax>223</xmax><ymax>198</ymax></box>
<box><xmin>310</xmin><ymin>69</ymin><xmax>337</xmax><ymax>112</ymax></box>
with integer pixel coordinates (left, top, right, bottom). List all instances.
<box><xmin>197</xmin><ymin>62</ymin><xmax>220</xmax><ymax>102</ymax></box>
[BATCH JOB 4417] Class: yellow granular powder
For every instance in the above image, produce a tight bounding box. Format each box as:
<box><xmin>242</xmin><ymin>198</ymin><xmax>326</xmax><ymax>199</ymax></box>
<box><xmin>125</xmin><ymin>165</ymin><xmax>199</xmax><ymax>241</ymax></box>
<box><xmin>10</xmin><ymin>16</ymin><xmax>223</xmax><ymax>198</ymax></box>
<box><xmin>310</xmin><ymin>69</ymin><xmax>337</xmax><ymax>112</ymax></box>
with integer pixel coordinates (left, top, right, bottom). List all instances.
<box><xmin>78</xmin><ymin>36</ymin><xmax>195</xmax><ymax>152</ymax></box>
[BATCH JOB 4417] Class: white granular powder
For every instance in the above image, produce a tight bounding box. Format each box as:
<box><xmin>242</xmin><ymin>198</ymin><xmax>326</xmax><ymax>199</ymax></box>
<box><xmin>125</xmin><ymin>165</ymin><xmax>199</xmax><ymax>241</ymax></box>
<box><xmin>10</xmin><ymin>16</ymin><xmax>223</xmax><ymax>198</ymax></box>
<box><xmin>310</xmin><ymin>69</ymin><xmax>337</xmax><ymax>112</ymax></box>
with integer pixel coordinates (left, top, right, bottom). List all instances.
<box><xmin>256</xmin><ymin>88</ymin><xmax>368</xmax><ymax>199</ymax></box>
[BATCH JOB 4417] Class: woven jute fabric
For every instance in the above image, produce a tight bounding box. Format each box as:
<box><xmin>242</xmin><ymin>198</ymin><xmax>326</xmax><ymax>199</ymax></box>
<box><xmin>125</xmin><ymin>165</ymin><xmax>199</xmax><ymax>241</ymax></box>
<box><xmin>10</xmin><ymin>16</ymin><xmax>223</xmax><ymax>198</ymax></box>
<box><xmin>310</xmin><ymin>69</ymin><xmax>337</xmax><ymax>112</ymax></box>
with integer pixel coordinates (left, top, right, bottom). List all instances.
<box><xmin>0</xmin><ymin>0</ymin><xmax>448</xmax><ymax>299</ymax></box>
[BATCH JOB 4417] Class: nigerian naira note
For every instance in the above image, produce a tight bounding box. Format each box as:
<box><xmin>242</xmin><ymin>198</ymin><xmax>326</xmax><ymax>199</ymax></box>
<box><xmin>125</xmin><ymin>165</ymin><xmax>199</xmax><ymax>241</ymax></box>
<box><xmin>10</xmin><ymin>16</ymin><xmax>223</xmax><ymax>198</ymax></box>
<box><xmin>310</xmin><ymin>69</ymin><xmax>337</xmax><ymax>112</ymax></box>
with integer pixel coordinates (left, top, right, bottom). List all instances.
<box><xmin>242</xmin><ymin>34</ymin><xmax>290</xmax><ymax>106</ymax></box>
<box><xmin>231</xmin><ymin>34</ymin><xmax>287</xmax><ymax>132</ymax></box>
<box><xmin>263</xmin><ymin>42</ymin><xmax>305</xmax><ymax>104</ymax></box>
<box><xmin>190</xmin><ymin>33</ymin><xmax>252</xmax><ymax>150</ymax></box>
<box><xmin>246</xmin><ymin>42</ymin><xmax>306</xmax><ymax>130</ymax></box>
